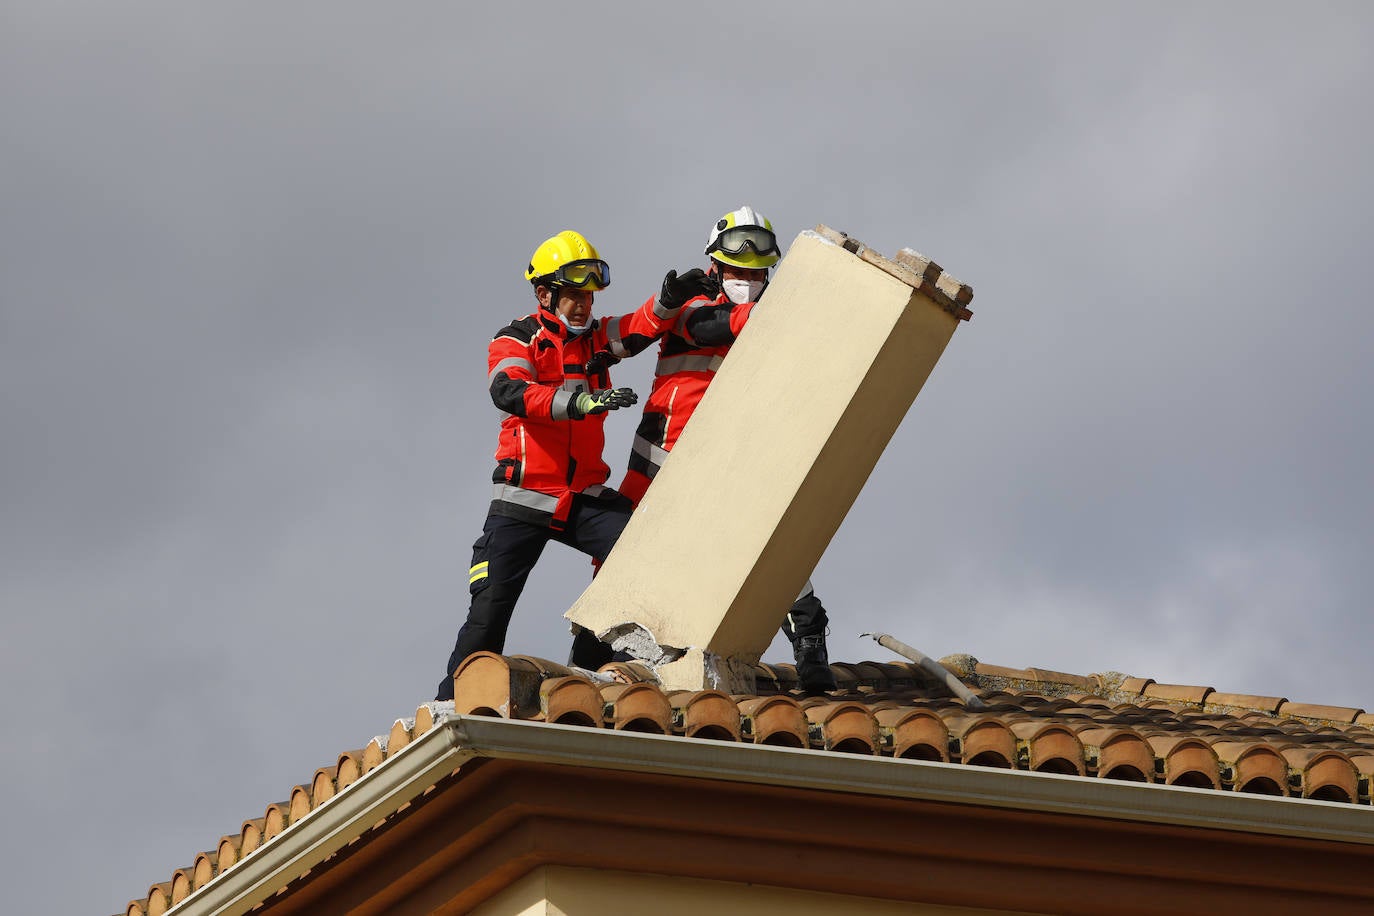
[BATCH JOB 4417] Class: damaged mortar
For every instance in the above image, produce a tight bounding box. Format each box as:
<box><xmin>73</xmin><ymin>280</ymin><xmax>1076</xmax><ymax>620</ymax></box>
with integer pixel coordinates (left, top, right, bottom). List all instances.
<box><xmin>600</xmin><ymin>622</ymin><xmax>687</xmax><ymax>667</ymax></box>
<box><xmin>594</xmin><ymin>621</ymin><xmax>760</xmax><ymax>693</ymax></box>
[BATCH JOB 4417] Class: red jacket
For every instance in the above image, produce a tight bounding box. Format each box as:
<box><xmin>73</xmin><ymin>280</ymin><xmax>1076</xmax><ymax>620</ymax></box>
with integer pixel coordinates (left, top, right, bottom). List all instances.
<box><xmin>621</xmin><ymin>292</ymin><xmax>753</xmax><ymax>496</ymax></box>
<box><xmin>487</xmin><ymin>296</ymin><xmax>678</xmax><ymax>528</ymax></box>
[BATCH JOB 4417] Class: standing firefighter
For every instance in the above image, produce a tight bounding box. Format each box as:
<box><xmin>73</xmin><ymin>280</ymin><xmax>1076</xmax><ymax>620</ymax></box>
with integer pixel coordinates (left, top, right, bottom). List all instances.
<box><xmin>434</xmin><ymin>230</ymin><xmax>695</xmax><ymax>701</ymax></box>
<box><xmin>613</xmin><ymin>206</ymin><xmax>839</xmax><ymax>694</ymax></box>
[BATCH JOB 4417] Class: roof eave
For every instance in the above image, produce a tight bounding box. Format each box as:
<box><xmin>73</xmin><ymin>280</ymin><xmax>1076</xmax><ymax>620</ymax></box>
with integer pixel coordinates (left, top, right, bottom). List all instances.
<box><xmin>169</xmin><ymin>714</ymin><xmax>1374</xmax><ymax>916</ymax></box>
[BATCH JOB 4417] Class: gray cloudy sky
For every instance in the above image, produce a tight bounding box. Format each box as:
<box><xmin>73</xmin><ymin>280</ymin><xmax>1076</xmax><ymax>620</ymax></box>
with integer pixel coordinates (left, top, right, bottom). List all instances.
<box><xmin>4</xmin><ymin>2</ymin><xmax>1373</xmax><ymax>911</ymax></box>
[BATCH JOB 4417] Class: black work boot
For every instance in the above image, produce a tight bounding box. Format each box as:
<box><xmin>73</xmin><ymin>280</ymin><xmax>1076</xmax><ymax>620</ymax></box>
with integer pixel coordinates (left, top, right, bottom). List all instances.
<box><xmin>794</xmin><ymin>634</ymin><xmax>837</xmax><ymax>695</ymax></box>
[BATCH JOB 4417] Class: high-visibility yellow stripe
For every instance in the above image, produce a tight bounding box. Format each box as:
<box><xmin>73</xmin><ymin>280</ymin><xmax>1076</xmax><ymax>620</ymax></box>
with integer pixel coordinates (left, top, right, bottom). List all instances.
<box><xmin>469</xmin><ymin>560</ymin><xmax>489</xmax><ymax>584</ymax></box>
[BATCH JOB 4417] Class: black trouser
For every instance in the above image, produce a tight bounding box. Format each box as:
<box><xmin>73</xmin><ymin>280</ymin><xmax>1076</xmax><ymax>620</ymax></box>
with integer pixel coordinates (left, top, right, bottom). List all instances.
<box><xmin>435</xmin><ymin>493</ymin><xmax>631</xmax><ymax>701</ymax></box>
<box><xmin>781</xmin><ymin>582</ymin><xmax>829</xmax><ymax>647</ymax></box>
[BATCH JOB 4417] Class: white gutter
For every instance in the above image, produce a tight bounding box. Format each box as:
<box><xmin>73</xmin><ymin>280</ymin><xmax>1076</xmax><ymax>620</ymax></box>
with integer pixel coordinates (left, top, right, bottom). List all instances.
<box><xmin>170</xmin><ymin>714</ymin><xmax>1374</xmax><ymax>915</ymax></box>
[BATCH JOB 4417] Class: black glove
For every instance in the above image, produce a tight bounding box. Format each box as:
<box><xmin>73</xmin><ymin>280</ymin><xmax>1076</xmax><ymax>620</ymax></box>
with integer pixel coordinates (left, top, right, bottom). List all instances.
<box><xmin>570</xmin><ymin>387</ymin><xmax>638</xmax><ymax>418</ymax></box>
<box><xmin>659</xmin><ymin>267</ymin><xmax>718</xmax><ymax>311</ymax></box>
<box><xmin>584</xmin><ymin>349</ymin><xmax>621</xmax><ymax>376</ymax></box>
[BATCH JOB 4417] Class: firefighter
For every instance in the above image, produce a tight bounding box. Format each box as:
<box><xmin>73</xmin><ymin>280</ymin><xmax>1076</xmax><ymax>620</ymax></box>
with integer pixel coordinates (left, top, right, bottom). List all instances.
<box><xmin>434</xmin><ymin>230</ymin><xmax>711</xmax><ymax>702</ymax></box>
<box><xmin>612</xmin><ymin>206</ymin><xmax>839</xmax><ymax>694</ymax></box>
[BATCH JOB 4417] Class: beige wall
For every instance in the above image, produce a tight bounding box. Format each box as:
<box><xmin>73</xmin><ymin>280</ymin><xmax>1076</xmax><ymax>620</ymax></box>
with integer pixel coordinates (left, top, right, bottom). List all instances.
<box><xmin>567</xmin><ymin>231</ymin><xmax>961</xmax><ymax>690</ymax></box>
<box><xmin>473</xmin><ymin>865</ymin><xmax>1033</xmax><ymax>916</ymax></box>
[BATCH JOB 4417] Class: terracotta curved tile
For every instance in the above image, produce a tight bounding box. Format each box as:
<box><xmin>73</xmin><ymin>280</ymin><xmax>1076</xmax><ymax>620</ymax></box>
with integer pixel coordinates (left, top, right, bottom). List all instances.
<box><xmin>769</xmin><ymin>662</ymin><xmax>801</xmax><ymax>693</ymax></box>
<box><xmin>598</xmin><ymin>682</ymin><xmax>672</xmax><ymax>734</ymax></box>
<box><xmin>955</xmin><ymin>718</ymin><xmax>1017</xmax><ymax>769</ymax></box>
<box><xmin>215</xmin><ymin>834</ymin><xmax>240</xmax><ymax>873</ymax></box>
<box><xmin>1143</xmin><ymin>683</ymin><xmax>1214</xmax><ymax>705</ymax></box>
<box><xmin>974</xmin><ymin>662</ymin><xmax>1036</xmax><ymax>681</ymax></box>
<box><xmin>170</xmin><ymin>867</ymin><xmax>193</xmax><ymax>903</ymax></box>
<box><xmin>144</xmin><ymin>882</ymin><xmax>171</xmax><ymax>915</ymax></box>
<box><xmin>335</xmin><ymin>749</ymin><xmax>365</xmax><ymax>791</ymax></box>
<box><xmin>1283</xmin><ymin>748</ymin><xmax>1359</xmax><ymax>803</ymax></box>
<box><xmin>362</xmin><ymin>736</ymin><xmax>387</xmax><ymax>774</ymax></box>
<box><xmin>414</xmin><ymin>701</ymin><xmax>454</xmax><ymax>736</ymax></box>
<box><xmin>505</xmin><ymin>654</ymin><xmax>574</xmax><ymax>678</ymax></box>
<box><xmin>736</xmin><ymin>695</ymin><xmax>808</xmax><ymax>748</ymax></box>
<box><xmin>1278</xmin><ymin>701</ymin><xmax>1365</xmax><ymax>725</ymax></box>
<box><xmin>874</xmin><ymin>707</ymin><xmax>949</xmax><ymax>762</ymax></box>
<box><xmin>1077</xmin><ymin>727</ymin><xmax>1155</xmax><ymax>783</ymax></box>
<box><xmin>239</xmin><ymin>817</ymin><xmax>264</xmax><ymax>858</ymax></box>
<box><xmin>1205</xmin><ymin>692</ymin><xmax>1287</xmax><ymax>716</ymax></box>
<box><xmin>1350</xmin><ymin>754</ymin><xmax>1374</xmax><ymax>803</ymax></box>
<box><xmin>1025</xmin><ymin>667</ymin><xmax>1094</xmax><ymax>690</ymax></box>
<box><xmin>453</xmin><ymin>652</ymin><xmax>543</xmax><ymax>719</ymax></box>
<box><xmin>1211</xmin><ymin>741</ymin><xmax>1289</xmax><ymax>796</ymax></box>
<box><xmin>1065</xmin><ymin>692</ymin><xmax>1113</xmax><ymax>708</ymax></box>
<box><xmin>827</xmin><ymin>662</ymin><xmax>860</xmax><ymax>692</ymax></box>
<box><xmin>1144</xmin><ymin>735</ymin><xmax>1221</xmax><ymax>789</ymax></box>
<box><xmin>850</xmin><ymin>660</ymin><xmax>892</xmax><ymax>685</ymax></box>
<box><xmin>289</xmin><ymin>783</ymin><xmax>314</xmax><ymax>823</ymax></box>
<box><xmin>387</xmin><ymin>718</ymin><xmax>415</xmax><ymax>754</ymax></box>
<box><xmin>801</xmin><ymin>701</ymin><xmax>880</xmax><ymax>755</ymax></box>
<box><xmin>124</xmin><ymin>901</ymin><xmax>147</xmax><ymax>916</ymax></box>
<box><xmin>596</xmin><ymin>660</ymin><xmax>659</xmax><ymax>684</ymax></box>
<box><xmin>191</xmin><ymin>850</ymin><xmax>218</xmax><ymax>891</ymax></box>
<box><xmin>1009</xmin><ymin>722</ymin><xmax>1085</xmax><ymax>775</ymax></box>
<box><xmin>1118</xmin><ymin>676</ymin><xmax>1155</xmax><ymax>696</ymax></box>
<box><xmin>750</xmin><ymin>661</ymin><xmax>783</xmax><ymax>694</ymax></box>
<box><xmin>310</xmin><ymin>765</ymin><xmax>339</xmax><ymax>807</ymax></box>
<box><xmin>539</xmin><ymin>675</ymin><xmax>603</xmax><ymax>727</ymax></box>
<box><xmin>667</xmin><ymin>689</ymin><xmax>741</xmax><ymax>741</ymax></box>
<box><xmin>263</xmin><ymin>798</ymin><xmax>293</xmax><ymax>841</ymax></box>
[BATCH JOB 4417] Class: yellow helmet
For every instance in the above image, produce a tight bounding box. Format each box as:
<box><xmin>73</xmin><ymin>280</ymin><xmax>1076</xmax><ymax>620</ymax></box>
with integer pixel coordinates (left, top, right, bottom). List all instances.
<box><xmin>704</xmin><ymin>205</ymin><xmax>780</xmax><ymax>270</ymax></box>
<box><xmin>525</xmin><ymin>230</ymin><xmax>610</xmax><ymax>290</ymax></box>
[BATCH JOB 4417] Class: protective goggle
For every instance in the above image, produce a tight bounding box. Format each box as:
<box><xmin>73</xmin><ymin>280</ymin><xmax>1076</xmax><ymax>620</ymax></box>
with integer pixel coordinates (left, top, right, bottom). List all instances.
<box><xmin>707</xmin><ymin>225</ymin><xmax>779</xmax><ymax>257</ymax></box>
<box><xmin>541</xmin><ymin>258</ymin><xmax>610</xmax><ymax>290</ymax></box>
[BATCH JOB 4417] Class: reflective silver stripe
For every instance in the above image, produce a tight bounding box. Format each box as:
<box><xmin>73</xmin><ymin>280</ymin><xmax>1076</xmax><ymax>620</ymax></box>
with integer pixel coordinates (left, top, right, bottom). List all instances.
<box><xmin>653</xmin><ymin>298</ymin><xmax>679</xmax><ymax>320</ymax></box>
<box><xmin>675</xmin><ymin>303</ymin><xmax>705</xmax><ymax>345</ymax></box>
<box><xmin>582</xmin><ymin>484</ymin><xmax>610</xmax><ymax>498</ymax></box>
<box><xmin>492</xmin><ymin>484</ymin><xmax>560</xmax><ymax>514</ymax></box>
<box><xmin>604</xmin><ymin>316</ymin><xmax>629</xmax><ymax>357</ymax></box>
<box><xmin>656</xmin><ymin>354</ymin><xmax>725</xmax><ymax>377</ymax></box>
<box><xmin>631</xmin><ymin>435</ymin><xmax>670</xmax><ymax>472</ymax></box>
<box><xmin>562</xmin><ymin>379</ymin><xmax>587</xmax><ymax>392</ymax></box>
<box><xmin>488</xmin><ymin>356</ymin><xmax>534</xmax><ymax>384</ymax></box>
<box><xmin>551</xmin><ymin>388</ymin><xmax>576</xmax><ymax>420</ymax></box>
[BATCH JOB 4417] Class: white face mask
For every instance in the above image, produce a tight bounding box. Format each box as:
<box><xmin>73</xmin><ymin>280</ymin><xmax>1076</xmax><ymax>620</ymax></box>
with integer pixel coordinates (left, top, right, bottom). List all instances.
<box><xmin>558</xmin><ymin>314</ymin><xmax>591</xmax><ymax>335</ymax></box>
<box><xmin>722</xmin><ymin>278</ymin><xmax>765</xmax><ymax>304</ymax></box>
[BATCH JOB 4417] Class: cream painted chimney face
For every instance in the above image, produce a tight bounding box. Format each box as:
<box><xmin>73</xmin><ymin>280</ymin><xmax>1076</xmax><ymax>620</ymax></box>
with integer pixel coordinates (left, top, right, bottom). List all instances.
<box><xmin>567</xmin><ymin>227</ymin><xmax>970</xmax><ymax>692</ymax></box>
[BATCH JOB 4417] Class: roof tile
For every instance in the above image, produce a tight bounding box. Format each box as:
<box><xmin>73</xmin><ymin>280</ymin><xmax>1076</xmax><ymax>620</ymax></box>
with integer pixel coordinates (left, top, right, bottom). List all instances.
<box><xmin>116</xmin><ymin>652</ymin><xmax>1374</xmax><ymax>914</ymax></box>
<box><xmin>1278</xmin><ymin>702</ymin><xmax>1366</xmax><ymax>725</ymax></box>
<box><xmin>1143</xmin><ymin>682</ymin><xmax>1214</xmax><ymax>705</ymax></box>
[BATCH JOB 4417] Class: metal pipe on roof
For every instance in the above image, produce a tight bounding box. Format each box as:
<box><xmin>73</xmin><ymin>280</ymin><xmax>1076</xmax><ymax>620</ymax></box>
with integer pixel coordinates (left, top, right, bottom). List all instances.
<box><xmin>863</xmin><ymin>632</ymin><xmax>987</xmax><ymax>711</ymax></box>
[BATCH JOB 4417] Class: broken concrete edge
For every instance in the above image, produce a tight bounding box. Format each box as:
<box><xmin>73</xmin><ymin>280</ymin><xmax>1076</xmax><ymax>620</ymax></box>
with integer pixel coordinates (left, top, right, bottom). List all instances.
<box><xmin>594</xmin><ymin>623</ymin><xmax>759</xmax><ymax>694</ymax></box>
<box><xmin>807</xmin><ymin>225</ymin><xmax>973</xmax><ymax>321</ymax></box>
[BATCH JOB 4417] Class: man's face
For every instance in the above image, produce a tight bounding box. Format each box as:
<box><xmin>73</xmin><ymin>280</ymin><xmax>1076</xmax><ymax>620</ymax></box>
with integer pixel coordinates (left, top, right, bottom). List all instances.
<box><xmin>537</xmin><ymin>285</ymin><xmax>594</xmax><ymax>327</ymax></box>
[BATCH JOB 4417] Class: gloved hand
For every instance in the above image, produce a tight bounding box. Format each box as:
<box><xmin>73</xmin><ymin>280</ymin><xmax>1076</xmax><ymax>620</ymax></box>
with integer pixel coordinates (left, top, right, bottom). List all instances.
<box><xmin>659</xmin><ymin>267</ymin><xmax>718</xmax><ymax>311</ymax></box>
<box><xmin>570</xmin><ymin>387</ymin><xmax>638</xmax><ymax>418</ymax></box>
<box><xmin>584</xmin><ymin>349</ymin><xmax>621</xmax><ymax>376</ymax></box>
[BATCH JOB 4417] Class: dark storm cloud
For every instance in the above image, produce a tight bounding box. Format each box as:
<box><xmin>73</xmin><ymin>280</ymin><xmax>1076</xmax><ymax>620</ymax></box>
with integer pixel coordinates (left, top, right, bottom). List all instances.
<box><xmin>4</xmin><ymin>3</ymin><xmax>1373</xmax><ymax>911</ymax></box>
